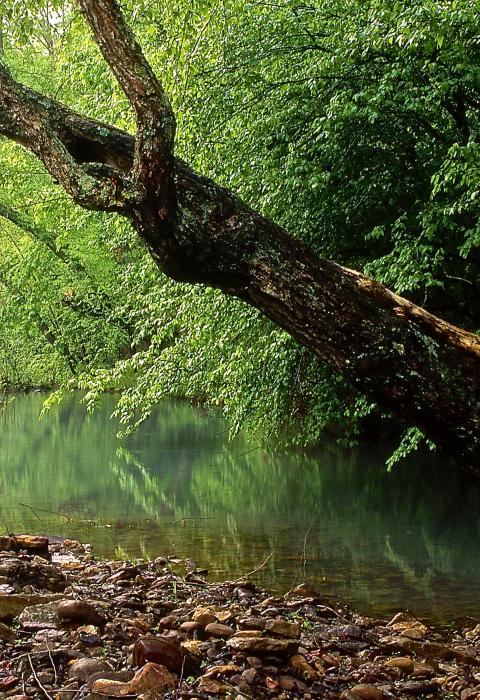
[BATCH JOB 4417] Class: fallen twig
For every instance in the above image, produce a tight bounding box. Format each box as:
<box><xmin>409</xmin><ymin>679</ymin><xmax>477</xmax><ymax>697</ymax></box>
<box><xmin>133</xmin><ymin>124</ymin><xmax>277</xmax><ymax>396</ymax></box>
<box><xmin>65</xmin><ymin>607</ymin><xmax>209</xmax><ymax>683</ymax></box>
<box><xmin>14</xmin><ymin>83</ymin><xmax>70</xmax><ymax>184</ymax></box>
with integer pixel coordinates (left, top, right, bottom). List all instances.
<box><xmin>231</xmin><ymin>552</ymin><xmax>273</xmax><ymax>582</ymax></box>
<box><xmin>28</xmin><ymin>654</ymin><xmax>54</xmax><ymax>700</ymax></box>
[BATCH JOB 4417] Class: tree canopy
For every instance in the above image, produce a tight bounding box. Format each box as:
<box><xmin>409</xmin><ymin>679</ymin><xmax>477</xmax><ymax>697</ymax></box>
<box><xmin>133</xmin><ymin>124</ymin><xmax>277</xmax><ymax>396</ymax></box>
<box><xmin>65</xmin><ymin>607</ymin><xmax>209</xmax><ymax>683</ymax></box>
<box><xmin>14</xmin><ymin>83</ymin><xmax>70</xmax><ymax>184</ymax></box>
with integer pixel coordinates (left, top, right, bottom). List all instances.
<box><xmin>0</xmin><ymin>0</ymin><xmax>479</xmax><ymax>470</ymax></box>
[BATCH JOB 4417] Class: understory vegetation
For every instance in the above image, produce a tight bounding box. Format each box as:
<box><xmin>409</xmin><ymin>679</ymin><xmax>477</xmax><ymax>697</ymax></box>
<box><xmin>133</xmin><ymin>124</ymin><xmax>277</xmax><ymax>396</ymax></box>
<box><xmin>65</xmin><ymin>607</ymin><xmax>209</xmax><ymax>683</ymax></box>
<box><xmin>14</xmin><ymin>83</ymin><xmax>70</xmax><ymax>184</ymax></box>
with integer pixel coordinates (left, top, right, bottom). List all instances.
<box><xmin>1</xmin><ymin>0</ymin><xmax>479</xmax><ymax>453</ymax></box>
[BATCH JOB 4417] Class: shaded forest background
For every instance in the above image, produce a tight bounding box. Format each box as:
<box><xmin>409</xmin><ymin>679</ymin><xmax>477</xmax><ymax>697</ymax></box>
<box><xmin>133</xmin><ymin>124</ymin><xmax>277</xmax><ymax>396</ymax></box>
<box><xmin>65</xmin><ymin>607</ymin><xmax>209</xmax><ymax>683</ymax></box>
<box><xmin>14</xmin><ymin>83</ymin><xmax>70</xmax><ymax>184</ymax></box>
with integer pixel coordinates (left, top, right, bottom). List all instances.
<box><xmin>1</xmin><ymin>0</ymin><xmax>479</xmax><ymax>460</ymax></box>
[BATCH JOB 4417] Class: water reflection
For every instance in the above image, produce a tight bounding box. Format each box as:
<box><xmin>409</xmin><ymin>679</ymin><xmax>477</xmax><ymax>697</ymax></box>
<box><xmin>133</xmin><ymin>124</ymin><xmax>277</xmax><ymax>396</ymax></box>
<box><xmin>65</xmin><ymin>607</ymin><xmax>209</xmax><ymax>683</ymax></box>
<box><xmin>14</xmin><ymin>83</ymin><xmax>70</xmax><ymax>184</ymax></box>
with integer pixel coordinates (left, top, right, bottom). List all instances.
<box><xmin>0</xmin><ymin>392</ymin><xmax>479</xmax><ymax>621</ymax></box>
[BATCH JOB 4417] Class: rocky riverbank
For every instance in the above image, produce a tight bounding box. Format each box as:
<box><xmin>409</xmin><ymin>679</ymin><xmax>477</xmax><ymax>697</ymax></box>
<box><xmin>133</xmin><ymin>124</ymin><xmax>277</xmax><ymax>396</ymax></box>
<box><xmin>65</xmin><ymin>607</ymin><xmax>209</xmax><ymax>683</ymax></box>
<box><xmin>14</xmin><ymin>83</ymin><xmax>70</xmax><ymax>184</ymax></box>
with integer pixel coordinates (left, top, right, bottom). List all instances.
<box><xmin>0</xmin><ymin>536</ymin><xmax>479</xmax><ymax>699</ymax></box>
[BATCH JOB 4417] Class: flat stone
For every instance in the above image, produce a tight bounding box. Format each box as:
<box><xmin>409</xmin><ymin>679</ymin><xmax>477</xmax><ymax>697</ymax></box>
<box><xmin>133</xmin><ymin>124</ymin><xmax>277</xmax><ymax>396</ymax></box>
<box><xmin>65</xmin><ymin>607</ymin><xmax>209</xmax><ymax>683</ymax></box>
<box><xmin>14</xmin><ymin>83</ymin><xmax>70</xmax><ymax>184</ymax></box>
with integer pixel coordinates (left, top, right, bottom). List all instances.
<box><xmin>205</xmin><ymin>622</ymin><xmax>234</xmax><ymax>638</ymax></box>
<box><xmin>0</xmin><ymin>593</ymin><xmax>63</xmax><ymax>620</ymax></box>
<box><xmin>19</xmin><ymin>601</ymin><xmax>60</xmax><ymax>630</ymax></box>
<box><xmin>0</xmin><ymin>559</ymin><xmax>65</xmax><ymax>591</ymax></box>
<box><xmin>197</xmin><ymin>676</ymin><xmax>231</xmax><ymax>695</ymax></box>
<box><xmin>204</xmin><ymin>664</ymin><xmax>242</xmax><ymax>678</ymax></box>
<box><xmin>90</xmin><ymin>679</ymin><xmax>131</xmax><ymax>697</ymax></box>
<box><xmin>227</xmin><ymin>636</ymin><xmax>298</xmax><ymax>655</ymax></box>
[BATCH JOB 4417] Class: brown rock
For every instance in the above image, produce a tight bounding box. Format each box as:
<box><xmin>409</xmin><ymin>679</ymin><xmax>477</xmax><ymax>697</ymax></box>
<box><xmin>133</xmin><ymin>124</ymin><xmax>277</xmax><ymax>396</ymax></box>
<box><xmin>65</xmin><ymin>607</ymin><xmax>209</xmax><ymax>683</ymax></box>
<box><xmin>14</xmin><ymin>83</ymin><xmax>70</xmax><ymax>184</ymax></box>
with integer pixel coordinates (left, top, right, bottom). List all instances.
<box><xmin>197</xmin><ymin>677</ymin><xmax>231</xmax><ymax>695</ymax></box>
<box><xmin>231</xmin><ymin>629</ymin><xmax>263</xmax><ymax>638</ymax></box>
<box><xmin>0</xmin><ymin>676</ymin><xmax>20</xmax><ymax>691</ymax></box>
<box><xmin>241</xmin><ymin>668</ymin><xmax>258</xmax><ymax>684</ymax></box>
<box><xmin>346</xmin><ymin>685</ymin><xmax>386</xmax><ymax>700</ymax></box>
<box><xmin>58</xmin><ymin>600</ymin><xmax>106</xmax><ymax>626</ymax></box>
<box><xmin>289</xmin><ymin>654</ymin><xmax>320</xmax><ymax>680</ymax></box>
<box><xmin>180</xmin><ymin>620</ymin><xmax>202</xmax><ymax>633</ymax></box>
<box><xmin>412</xmin><ymin>661</ymin><xmax>434</xmax><ymax>678</ymax></box>
<box><xmin>87</xmin><ymin>670</ymin><xmax>134</xmax><ymax>689</ymax></box>
<box><xmin>461</xmin><ymin>689</ymin><xmax>480</xmax><ymax>700</ymax></box>
<box><xmin>385</xmin><ymin>637</ymin><xmax>480</xmax><ymax>665</ymax></box>
<box><xmin>265</xmin><ymin>620</ymin><xmax>301</xmax><ymax>639</ymax></box>
<box><xmin>0</xmin><ymin>620</ymin><xmax>15</xmax><ymax>640</ymax></box>
<box><xmin>90</xmin><ymin>679</ymin><xmax>131</xmax><ymax>697</ymax></box>
<box><xmin>383</xmin><ymin>656</ymin><xmax>414</xmax><ymax>674</ymax></box>
<box><xmin>19</xmin><ymin>601</ymin><xmax>60</xmax><ymax>630</ymax></box>
<box><xmin>239</xmin><ymin>616</ymin><xmax>300</xmax><ymax>639</ymax></box>
<box><xmin>204</xmin><ymin>664</ymin><xmax>242</xmax><ymax>678</ymax></box>
<box><xmin>227</xmin><ymin>636</ymin><xmax>299</xmax><ymax>655</ymax></box>
<box><xmin>0</xmin><ymin>558</ymin><xmax>65</xmax><ymax>591</ymax></box>
<box><xmin>205</xmin><ymin>622</ymin><xmax>234</xmax><ymax>638</ymax></box>
<box><xmin>68</xmin><ymin>658</ymin><xmax>111</xmax><ymax>682</ymax></box>
<box><xmin>192</xmin><ymin>607</ymin><xmax>216</xmax><ymax>626</ymax></box>
<box><xmin>0</xmin><ymin>592</ymin><xmax>63</xmax><ymax>620</ymax></box>
<box><xmin>129</xmin><ymin>663</ymin><xmax>175</xmax><ymax>695</ymax></box>
<box><xmin>0</xmin><ymin>535</ymin><xmax>49</xmax><ymax>558</ymax></box>
<box><xmin>133</xmin><ymin>636</ymin><xmax>198</xmax><ymax>673</ymax></box>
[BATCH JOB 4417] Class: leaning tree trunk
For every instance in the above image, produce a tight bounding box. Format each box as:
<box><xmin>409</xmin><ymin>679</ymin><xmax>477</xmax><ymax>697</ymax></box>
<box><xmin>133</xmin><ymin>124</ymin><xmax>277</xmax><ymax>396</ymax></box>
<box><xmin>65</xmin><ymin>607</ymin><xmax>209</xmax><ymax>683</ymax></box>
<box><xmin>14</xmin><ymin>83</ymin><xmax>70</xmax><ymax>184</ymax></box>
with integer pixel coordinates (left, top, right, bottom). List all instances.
<box><xmin>0</xmin><ymin>0</ymin><xmax>479</xmax><ymax>472</ymax></box>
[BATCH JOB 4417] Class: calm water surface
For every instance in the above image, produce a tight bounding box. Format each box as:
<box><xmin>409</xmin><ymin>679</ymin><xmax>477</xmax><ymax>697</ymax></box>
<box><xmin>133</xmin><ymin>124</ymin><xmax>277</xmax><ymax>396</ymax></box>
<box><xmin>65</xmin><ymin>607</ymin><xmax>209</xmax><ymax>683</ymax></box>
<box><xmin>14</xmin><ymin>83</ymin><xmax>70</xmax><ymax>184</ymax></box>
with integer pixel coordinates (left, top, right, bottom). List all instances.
<box><xmin>1</xmin><ymin>392</ymin><xmax>479</xmax><ymax>622</ymax></box>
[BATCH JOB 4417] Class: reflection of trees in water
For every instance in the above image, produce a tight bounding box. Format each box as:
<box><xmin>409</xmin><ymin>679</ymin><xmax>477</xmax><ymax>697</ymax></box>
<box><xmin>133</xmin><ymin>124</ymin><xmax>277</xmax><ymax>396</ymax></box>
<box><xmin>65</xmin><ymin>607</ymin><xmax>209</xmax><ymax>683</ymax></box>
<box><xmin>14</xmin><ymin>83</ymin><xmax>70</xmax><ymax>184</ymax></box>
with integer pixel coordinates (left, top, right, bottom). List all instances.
<box><xmin>1</xmin><ymin>393</ymin><xmax>480</xmax><ymax>617</ymax></box>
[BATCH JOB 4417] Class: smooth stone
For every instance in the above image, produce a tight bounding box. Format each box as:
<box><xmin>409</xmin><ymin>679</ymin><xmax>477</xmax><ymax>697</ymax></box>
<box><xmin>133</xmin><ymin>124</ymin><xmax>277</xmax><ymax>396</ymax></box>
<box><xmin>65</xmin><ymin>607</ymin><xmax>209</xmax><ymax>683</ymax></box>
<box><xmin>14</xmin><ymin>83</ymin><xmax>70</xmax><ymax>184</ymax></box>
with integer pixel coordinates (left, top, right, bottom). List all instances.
<box><xmin>383</xmin><ymin>656</ymin><xmax>414</xmax><ymax>673</ymax></box>
<box><xmin>133</xmin><ymin>635</ymin><xmax>198</xmax><ymax>673</ymax></box>
<box><xmin>130</xmin><ymin>663</ymin><xmax>175</xmax><ymax>694</ymax></box>
<box><xmin>205</xmin><ymin>623</ymin><xmax>234</xmax><ymax>638</ymax></box>
<box><xmin>68</xmin><ymin>657</ymin><xmax>111</xmax><ymax>682</ymax></box>
<box><xmin>57</xmin><ymin>600</ymin><xmax>106</xmax><ymax>626</ymax></box>
<box><xmin>343</xmin><ymin>685</ymin><xmax>386</xmax><ymax>700</ymax></box>
<box><xmin>204</xmin><ymin>664</ymin><xmax>242</xmax><ymax>678</ymax></box>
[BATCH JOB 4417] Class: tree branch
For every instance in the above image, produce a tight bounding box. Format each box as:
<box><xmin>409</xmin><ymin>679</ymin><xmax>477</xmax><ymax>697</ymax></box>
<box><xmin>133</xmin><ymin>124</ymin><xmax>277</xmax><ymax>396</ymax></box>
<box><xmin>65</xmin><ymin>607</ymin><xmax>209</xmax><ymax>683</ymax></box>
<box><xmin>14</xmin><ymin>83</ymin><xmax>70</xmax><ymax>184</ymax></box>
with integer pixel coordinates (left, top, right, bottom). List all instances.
<box><xmin>76</xmin><ymin>0</ymin><xmax>176</xmax><ymax>220</ymax></box>
<box><xmin>0</xmin><ymin>59</ymin><xmax>135</xmax><ymax>213</ymax></box>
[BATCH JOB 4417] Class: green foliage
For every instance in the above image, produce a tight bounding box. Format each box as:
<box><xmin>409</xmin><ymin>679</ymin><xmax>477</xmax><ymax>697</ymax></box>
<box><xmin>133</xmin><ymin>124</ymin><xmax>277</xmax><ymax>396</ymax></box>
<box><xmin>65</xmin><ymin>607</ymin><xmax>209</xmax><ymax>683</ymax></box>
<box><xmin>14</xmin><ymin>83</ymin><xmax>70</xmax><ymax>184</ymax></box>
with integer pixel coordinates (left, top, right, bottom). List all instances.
<box><xmin>0</xmin><ymin>0</ymin><xmax>479</xmax><ymax>455</ymax></box>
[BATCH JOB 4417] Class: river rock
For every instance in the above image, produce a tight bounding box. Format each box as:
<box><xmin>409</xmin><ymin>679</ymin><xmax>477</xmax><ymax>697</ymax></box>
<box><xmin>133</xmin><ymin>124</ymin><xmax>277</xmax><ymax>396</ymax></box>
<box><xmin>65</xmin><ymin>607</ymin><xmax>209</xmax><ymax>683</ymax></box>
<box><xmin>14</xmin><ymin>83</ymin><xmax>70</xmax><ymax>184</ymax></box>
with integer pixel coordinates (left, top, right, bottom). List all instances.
<box><xmin>227</xmin><ymin>636</ymin><xmax>299</xmax><ymax>655</ymax></box>
<box><xmin>383</xmin><ymin>656</ymin><xmax>414</xmax><ymax>673</ymax></box>
<box><xmin>0</xmin><ymin>558</ymin><xmax>66</xmax><ymax>592</ymax></box>
<box><xmin>57</xmin><ymin>599</ymin><xmax>107</xmax><ymax>626</ymax></box>
<box><xmin>0</xmin><ymin>593</ymin><xmax>63</xmax><ymax>620</ymax></box>
<box><xmin>289</xmin><ymin>654</ymin><xmax>320</xmax><ymax>680</ymax></box>
<box><xmin>130</xmin><ymin>663</ymin><xmax>175</xmax><ymax>695</ymax></box>
<box><xmin>133</xmin><ymin>635</ymin><xmax>198</xmax><ymax>672</ymax></box>
<box><xmin>0</xmin><ymin>535</ymin><xmax>50</xmax><ymax>559</ymax></box>
<box><xmin>197</xmin><ymin>676</ymin><xmax>231</xmax><ymax>695</ymax></box>
<box><xmin>0</xmin><ymin>620</ymin><xmax>16</xmax><ymax>640</ymax></box>
<box><xmin>19</xmin><ymin>600</ymin><xmax>60</xmax><ymax>630</ymax></box>
<box><xmin>87</xmin><ymin>670</ymin><xmax>134</xmax><ymax>689</ymax></box>
<box><xmin>68</xmin><ymin>657</ymin><xmax>111</xmax><ymax>682</ymax></box>
<box><xmin>192</xmin><ymin>606</ymin><xmax>216</xmax><ymax>625</ymax></box>
<box><xmin>205</xmin><ymin>622</ymin><xmax>234</xmax><ymax>638</ymax></box>
<box><xmin>341</xmin><ymin>684</ymin><xmax>387</xmax><ymax>700</ymax></box>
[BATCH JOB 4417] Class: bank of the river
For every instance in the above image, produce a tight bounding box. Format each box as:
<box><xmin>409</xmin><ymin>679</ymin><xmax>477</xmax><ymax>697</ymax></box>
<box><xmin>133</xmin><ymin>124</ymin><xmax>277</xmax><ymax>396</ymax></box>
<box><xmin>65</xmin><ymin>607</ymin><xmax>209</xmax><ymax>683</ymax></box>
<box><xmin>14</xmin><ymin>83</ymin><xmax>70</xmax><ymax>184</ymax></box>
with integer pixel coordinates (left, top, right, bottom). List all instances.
<box><xmin>0</xmin><ymin>536</ymin><xmax>479</xmax><ymax>700</ymax></box>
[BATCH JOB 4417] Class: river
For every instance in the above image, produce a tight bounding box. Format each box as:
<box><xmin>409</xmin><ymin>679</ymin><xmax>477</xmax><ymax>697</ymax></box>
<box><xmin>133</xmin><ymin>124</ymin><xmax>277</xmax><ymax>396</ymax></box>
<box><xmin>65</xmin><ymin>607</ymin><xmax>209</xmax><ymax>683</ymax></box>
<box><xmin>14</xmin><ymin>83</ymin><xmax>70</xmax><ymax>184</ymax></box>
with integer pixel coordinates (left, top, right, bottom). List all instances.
<box><xmin>1</xmin><ymin>391</ymin><xmax>479</xmax><ymax>622</ymax></box>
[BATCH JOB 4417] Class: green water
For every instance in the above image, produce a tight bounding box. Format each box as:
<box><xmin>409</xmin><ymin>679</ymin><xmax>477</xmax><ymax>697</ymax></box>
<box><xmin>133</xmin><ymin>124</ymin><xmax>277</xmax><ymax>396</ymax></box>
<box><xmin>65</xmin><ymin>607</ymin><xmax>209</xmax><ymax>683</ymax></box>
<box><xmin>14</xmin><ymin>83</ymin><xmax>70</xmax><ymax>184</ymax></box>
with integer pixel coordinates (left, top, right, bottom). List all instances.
<box><xmin>1</xmin><ymin>392</ymin><xmax>479</xmax><ymax>622</ymax></box>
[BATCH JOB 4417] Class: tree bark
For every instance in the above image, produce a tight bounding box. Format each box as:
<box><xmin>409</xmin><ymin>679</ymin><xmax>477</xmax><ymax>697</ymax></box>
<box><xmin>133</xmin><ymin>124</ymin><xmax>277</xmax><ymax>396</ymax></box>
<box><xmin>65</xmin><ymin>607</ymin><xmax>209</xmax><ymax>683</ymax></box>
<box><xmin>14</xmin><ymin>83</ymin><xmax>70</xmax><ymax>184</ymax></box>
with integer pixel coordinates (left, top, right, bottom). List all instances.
<box><xmin>0</xmin><ymin>0</ymin><xmax>478</xmax><ymax>472</ymax></box>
